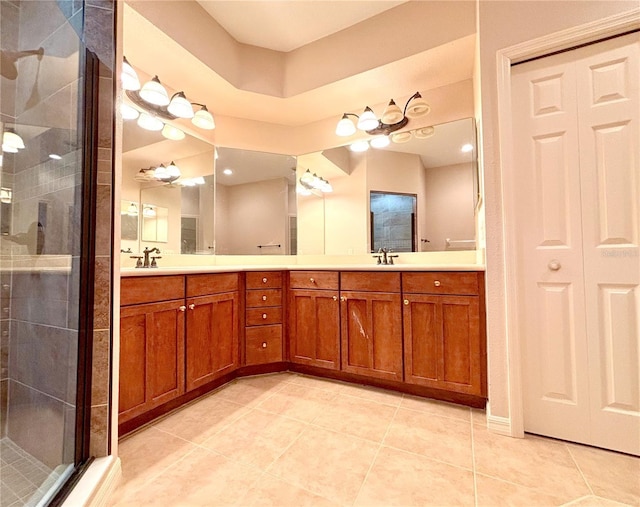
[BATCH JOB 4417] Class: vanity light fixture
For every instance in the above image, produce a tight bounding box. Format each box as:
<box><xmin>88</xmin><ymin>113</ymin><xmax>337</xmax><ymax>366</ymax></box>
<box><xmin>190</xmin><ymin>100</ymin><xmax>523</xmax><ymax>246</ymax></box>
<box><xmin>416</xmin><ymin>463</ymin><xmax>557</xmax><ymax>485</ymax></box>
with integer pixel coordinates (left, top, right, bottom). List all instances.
<box><xmin>137</xmin><ymin>112</ymin><xmax>164</xmax><ymax>132</ymax></box>
<box><xmin>298</xmin><ymin>169</ymin><xmax>332</xmax><ymax>193</ymax></box>
<box><xmin>177</xmin><ymin>176</ymin><xmax>206</xmax><ymax>187</ymax></box>
<box><xmin>121</xmin><ymin>58</ymin><xmax>216</xmax><ymax>133</ymax></box>
<box><xmin>48</xmin><ymin>154</ymin><xmax>62</xmax><ymax>160</ymax></box>
<box><xmin>349</xmin><ymin>125</ymin><xmax>436</xmax><ymax>152</ymax></box>
<box><xmin>134</xmin><ymin>161</ymin><xmax>182</xmax><ymax>184</ymax></box>
<box><xmin>142</xmin><ymin>205</ymin><xmax>156</xmax><ymax>218</ymax></box>
<box><xmin>0</xmin><ymin>187</ymin><xmax>12</xmax><ymax>204</ymax></box>
<box><xmin>120</xmin><ymin>102</ymin><xmax>140</xmax><ymax>120</ymax></box>
<box><xmin>2</xmin><ymin>130</ymin><xmax>25</xmax><ymax>153</ymax></box>
<box><xmin>335</xmin><ymin>91</ymin><xmax>430</xmax><ymax>138</ymax></box>
<box><xmin>127</xmin><ymin>202</ymin><xmax>139</xmax><ymax>216</ymax></box>
<box><xmin>161</xmin><ymin>124</ymin><xmax>185</xmax><ymax>141</ymax></box>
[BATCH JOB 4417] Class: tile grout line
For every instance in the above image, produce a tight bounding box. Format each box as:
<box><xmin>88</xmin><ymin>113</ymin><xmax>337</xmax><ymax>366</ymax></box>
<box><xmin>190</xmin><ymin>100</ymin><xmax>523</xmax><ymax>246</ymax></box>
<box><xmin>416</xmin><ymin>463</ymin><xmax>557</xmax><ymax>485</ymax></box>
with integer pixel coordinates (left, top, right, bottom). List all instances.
<box><xmin>565</xmin><ymin>443</ymin><xmax>594</xmax><ymax>496</ymax></box>
<box><xmin>350</xmin><ymin>393</ymin><xmax>403</xmax><ymax>507</ymax></box>
<box><xmin>470</xmin><ymin>409</ymin><xmax>479</xmax><ymax>507</ymax></box>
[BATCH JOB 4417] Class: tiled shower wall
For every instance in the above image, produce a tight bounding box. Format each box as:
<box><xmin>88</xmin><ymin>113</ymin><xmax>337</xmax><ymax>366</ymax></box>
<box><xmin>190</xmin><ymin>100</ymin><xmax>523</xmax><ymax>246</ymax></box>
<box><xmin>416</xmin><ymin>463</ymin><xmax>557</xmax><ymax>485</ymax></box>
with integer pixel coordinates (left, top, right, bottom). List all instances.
<box><xmin>0</xmin><ymin>0</ymin><xmax>115</xmax><ymax>461</ymax></box>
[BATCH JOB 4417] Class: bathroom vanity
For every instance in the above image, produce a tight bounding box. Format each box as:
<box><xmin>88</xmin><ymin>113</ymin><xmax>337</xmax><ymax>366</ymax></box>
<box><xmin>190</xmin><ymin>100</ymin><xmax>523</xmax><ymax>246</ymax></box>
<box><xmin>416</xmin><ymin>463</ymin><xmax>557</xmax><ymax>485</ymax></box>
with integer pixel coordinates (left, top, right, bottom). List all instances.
<box><xmin>119</xmin><ymin>266</ymin><xmax>486</xmax><ymax>435</ymax></box>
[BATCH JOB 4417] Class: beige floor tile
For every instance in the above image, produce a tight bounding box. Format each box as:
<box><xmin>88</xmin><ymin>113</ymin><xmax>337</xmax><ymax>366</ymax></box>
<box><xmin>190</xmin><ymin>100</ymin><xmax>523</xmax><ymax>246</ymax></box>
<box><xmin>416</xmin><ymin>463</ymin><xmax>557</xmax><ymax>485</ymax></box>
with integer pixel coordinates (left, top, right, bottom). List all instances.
<box><xmin>562</xmin><ymin>495</ymin><xmax>634</xmax><ymax>506</ymax></box>
<box><xmin>399</xmin><ymin>393</ymin><xmax>472</xmax><ymax>421</ymax></box>
<box><xmin>476</xmin><ymin>472</ymin><xmax>571</xmax><ymax>506</ymax></box>
<box><xmin>568</xmin><ymin>443</ymin><xmax>640</xmax><ymax>506</ymax></box>
<box><xmin>337</xmin><ymin>382</ymin><xmax>404</xmax><ymax>407</ymax></box>
<box><xmin>383</xmin><ymin>408</ymin><xmax>473</xmax><ymax>469</ymax></box>
<box><xmin>267</xmin><ymin>425</ymin><xmax>378</xmax><ymax>505</ymax></box>
<box><xmin>111</xmin><ymin>427</ymin><xmax>198</xmax><ymax>500</ymax></box>
<box><xmin>472</xmin><ymin>407</ymin><xmax>487</xmax><ymax>426</ymax></box>
<box><xmin>152</xmin><ymin>396</ymin><xmax>249</xmax><ymax>443</ymax></box>
<box><xmin>255</xmin><ymin>382</ymin><xmax>338</xmax><ymax>422</ymax></box>
<box><xmin>201</xmin><ymin>408</ymin><xmax>307</xmax><ymax>470</ymax></box>
<box><xmin>354</xmin><ymin>446</ymin><xmax>475</xmax><ymax>506</ymax></box>
<box><xmin>473</xmin><ymin>428</ymin><xmax>591</xmax><ymax>503</ymax></box>
<box><xmin>212</xmin><ymin>377</ymin><xmax>285</xmax><ymax>408</ymax></box>
<box><xmin>312</xmin><ymin>393</ymin><xmax>397</xmax><ymax>443</ymax></box>
<box><xmin>286</xmin><ymin>374</ymin><xmax>346</xmax><ymax>393</ymax></box>
<box><xmin>111</xmin><ymin>447</ymin><xmax>262</xmax><ymax>507</ymax></box>
<box><xmin>238</xmin><ymin>473</ymin><xmax>339</xmax><ymax>506</ymax></box>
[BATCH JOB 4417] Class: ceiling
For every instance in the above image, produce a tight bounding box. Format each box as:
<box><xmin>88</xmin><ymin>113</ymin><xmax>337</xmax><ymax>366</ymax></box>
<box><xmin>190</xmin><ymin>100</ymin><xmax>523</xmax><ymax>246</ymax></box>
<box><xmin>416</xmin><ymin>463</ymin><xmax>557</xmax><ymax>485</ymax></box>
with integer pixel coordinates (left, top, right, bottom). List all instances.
<box><xmin>196</xmin><ymin>1</ymin><xmax>409</xmax><ymax>52</ymax></box>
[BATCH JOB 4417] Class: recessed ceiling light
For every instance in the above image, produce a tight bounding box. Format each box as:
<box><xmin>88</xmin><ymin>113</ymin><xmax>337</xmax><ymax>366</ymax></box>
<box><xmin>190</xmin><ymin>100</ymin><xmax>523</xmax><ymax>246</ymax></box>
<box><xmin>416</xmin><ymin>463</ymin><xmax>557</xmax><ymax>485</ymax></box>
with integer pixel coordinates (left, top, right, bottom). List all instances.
<box><xmin>223</xmin><ymin>168</ymin><xmax>233</xmax><ymax>175</ymax></box>
<box><xmin>49</xmin><ymin>154</ymin><xmax>62</xmax><ymax>160</ymax></box>
<box><xmin>461</xmin><ymin>143</ymin><xmax>473</xmax><ymax>153</ymax></box>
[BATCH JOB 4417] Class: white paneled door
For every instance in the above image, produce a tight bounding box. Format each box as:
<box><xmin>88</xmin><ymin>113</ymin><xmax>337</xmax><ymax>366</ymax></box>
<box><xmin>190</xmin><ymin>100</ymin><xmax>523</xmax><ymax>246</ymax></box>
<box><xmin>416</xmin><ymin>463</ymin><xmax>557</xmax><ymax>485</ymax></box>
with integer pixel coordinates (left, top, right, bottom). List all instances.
<box><xmin>512</xmin><ymin>32</ymin><xmax>639</xmax><ymax>456</ymax></box>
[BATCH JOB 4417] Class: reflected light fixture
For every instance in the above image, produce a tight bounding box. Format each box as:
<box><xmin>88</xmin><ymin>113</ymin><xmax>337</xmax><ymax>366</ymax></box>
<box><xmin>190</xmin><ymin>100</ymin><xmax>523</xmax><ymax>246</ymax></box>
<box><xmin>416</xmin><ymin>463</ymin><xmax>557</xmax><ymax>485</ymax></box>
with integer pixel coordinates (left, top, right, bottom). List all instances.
<box><xmin>349</xmin><ymin>140</ymin><xmax>369</xmax><ymax>152</ymax></box>
<box><xmin>121</xmin><ymin>58</ymin><xmax>216</xmax><ymax>133</ymax></box>
<box><xmin>223</xmin><ymin>168</ymin><xmax>233</xmax><ymax>175</ymax></box>
<box><xmin>349</xmin><ymin>125</ymin><xmax>436</xmax><ymax>152</ymax></box>
<box><xmin>0</xmin><ymin>187</ymin><xmax>12</xmax><ymax>204</ymax></box>
<box><xmin>298</xmin><ymin>169</ymin><xmax>332</xmax><ymax>194</ymax></box>
<box><xmin>48</xmin><ymin>153</ymin><xmax>62</xmax><ymax>160</ymax></box>
<box><xmin>461</xmin><ymin>143</ymin><xmax>474</xmax><ymax>153</ymax></box>
<box><xmin>137</xmin><ymin>112</ymin><xmax>163</xmax><ymax>131</ymax></box>
<box><xmin>127</xmin><ymin>202</ymin><xmax>139</xmax><ymax>216</ymax></box>
<box><xmin>161</xmin><ymin>124</ymin><xmax>185</xmax><ymax>141</ymax></box>
<box><xmin>2</xmin><ymin>130</ymin><xmax>25</xmax><ymax>153</ymax></box>
<box><xmin>143</xmin><ymin>205</ymin><xmax>156</xmax><ymax>218</ymax></box>
<box><xmin>335</xmin><ymin>91</ymin><xmax>430</xmax><ymax>138</ymax></box>
<box><xmin>121</xmin><ymin>102</ymin><xmax>140</xmax><ymax>120</ymax></box>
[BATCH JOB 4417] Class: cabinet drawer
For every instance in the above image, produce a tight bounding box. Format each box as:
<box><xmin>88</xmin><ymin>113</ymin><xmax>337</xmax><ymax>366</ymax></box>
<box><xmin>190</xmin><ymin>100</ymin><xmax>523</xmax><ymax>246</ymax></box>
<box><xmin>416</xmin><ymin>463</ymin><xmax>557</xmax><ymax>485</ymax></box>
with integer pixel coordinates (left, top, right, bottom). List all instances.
<box><xmin>187</xmin><ymin>272</ymin><xmax>239</xmax><ymax>297</ymax></box>
<box><xmin>246</xmin><ymin>289</ymin><xmax>282</xmax><ymax>308</ymax></box>
<box><xmin>246</xmin><ymin>271</ymin><xmax>283</xmax><ymax>289</ymax></box>
<box><xmin>246</xmin><ymin>307</ymin><xmax>283</xmax><ymax>326</ymax></box>
<box><xmin>121</xmin><ymin>275</ymin><xmax>185</xmax><ymax>306</ymax></box>
<box><xmin>340</xmin><ymin>272</ymin><xmax>400</xmax><ymax>292</ymax></box>
<box><xmin>402</xmin><ymin>272</ymin><xmax>480</xmax><ymax>295</ymax></box>
<box><xmin>290</xmin><ymin>271</ymin><xmax>339</xmax><ymax>290</ymax></box>
<box><xmin>245</xmin><ymin>325</ymin><xmax>283</xmax><ymax>365</ymax></box>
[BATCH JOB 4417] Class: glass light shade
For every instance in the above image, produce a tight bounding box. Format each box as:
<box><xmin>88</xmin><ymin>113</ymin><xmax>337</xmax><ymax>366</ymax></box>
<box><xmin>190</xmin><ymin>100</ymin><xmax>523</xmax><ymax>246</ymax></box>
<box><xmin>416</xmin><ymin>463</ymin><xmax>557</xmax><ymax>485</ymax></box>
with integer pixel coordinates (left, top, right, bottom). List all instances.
<box><xmin>391</xmin><ymin>131</ymin><xmax>412</xmax><ymax>143</ymax></box>
<box><xmin>154</xmin><ymin>164</ymin><xmax>169</xmax><ymax>180</ymax></box>
<box><xmin>3</xmin><ymin>131</ymin><xmax>25</xmax><ymax>150</ymax></box>
<box><xmin>350</xmin><ymin>140</ymin><xmax>370</xmax><ymax>152</ymax></box>
<box><xmin>192</xmin><ymin>106</ymin><xmax>215</xmax><ymax>130</ymax></box>
<box><xmin>166</xmin><ymin>161</ymin><xmax>181</xmax><ymax>178</ymax></box>
<box><xmin>300</xmin><ymin>169</ymin><xmax>314</xmax><ymax>185</ymax></box>
<box><xmin>335</xmin><ymin>114</ymin><xmax>356</xmax><ymax>136</ymax></box>
<box><xmin>167</xmin><ymin>92</ymin><xmax>194</xmax><ymax>119</ymax></box>
<box><xmin>357</xmin><ymin>107</ymin><xmax>378</xmax><ymax>131</ymax></box>
<box><xmin>143</xmin><ymin>206</ymin><xmax>156</xmax><ymax>217</ymax></box>
<box><xmin>297</xmin><ymin>185</ymin><xmax>312</xmax><ymax>196</ymax></box>
<box><xmin>0</xmin><ymin>188</ymin><xmax>12</xmax><ymax>204</ymax></box>
<box><xmin>2</xmin><ymin>144</ymin><xmax>18</xmax><ymax>154</ymax></box>
<box><xmin>381</xmin><ymin>99</ymin><xmax>404</xmax><ymax>124</ymax></box>
<box><xmin>161</xmin><ymin>124</ymin><xmax>185</xmax><ymax>141</ymax></box>
<box><xmin>223</xmin><ymin>168</ymin><xmax>233</xmax><ymax>175</ymax></box>
<box><xmin>193</xmin><ymin>176</ymin><xmax>205</xmax><ymax>185</ymax></box>
<box><xmin>405</xmin><ymin>94</ymin><xmax>430</xmax><ymax>118</ymax></box>
<box><xmin>319</xmin><ymin>178</ymin><xmax>333</xmax><ymax>193</ymax></box>
<box><xmin>310</xmin><ymin>173</ymin><xmax>322</xmax><ymax>189</ymax></box>
<box><xmin>370</xmin><ymin>136</ymin><xmax>390</xmax><ymax>149</ymax></box>
<box><xmin>122</xmin><ymin>57</ymin><xmax>140</xmax><ymax>91</ymax></box>
<box><xmin>127</xmin><ymin>202</ymin><xmax>138</xmax><ymax>216</ymax></box>
<box><xmin>461</xmin><ymin>143</ymin><xmax>474</xmax><ymax>153</ymax></box>
<box><xmin>120</xmin><ymin>102</ymin><xmax>140</xmax><ymax>120</ymax></box>
<box><xmin>413</xmin><ymin>126</ymin><xmax>435</xmax><ymax>139</ymax></box>
<box><xmin>139</xmin><ymin>76</ymin><xmax>170</xmax><ymax>106</ymax></box>
<box><xmin>137</xmin><ymin>112</ymin><xmax>164</xmax><ymax>131</ymax></box>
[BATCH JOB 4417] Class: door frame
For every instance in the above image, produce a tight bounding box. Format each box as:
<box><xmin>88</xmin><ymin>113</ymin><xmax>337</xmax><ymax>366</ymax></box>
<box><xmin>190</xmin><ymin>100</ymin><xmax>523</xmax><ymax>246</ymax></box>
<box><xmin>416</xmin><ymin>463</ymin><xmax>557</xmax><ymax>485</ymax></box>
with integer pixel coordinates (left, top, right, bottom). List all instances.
<box><xmin>495</xmin><ymin>9</ymin><xmax>640</xmax><ymax>438</ymax></box>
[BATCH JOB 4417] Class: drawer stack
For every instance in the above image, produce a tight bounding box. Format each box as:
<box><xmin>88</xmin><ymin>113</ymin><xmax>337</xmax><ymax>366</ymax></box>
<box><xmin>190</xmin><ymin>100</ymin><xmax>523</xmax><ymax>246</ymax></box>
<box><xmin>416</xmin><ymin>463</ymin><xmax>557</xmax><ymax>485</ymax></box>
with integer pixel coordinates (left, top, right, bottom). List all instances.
<box><xmin>245</xmin><ymin>272</ymin><xmax>284</xmax><ymax>365</ymax></box>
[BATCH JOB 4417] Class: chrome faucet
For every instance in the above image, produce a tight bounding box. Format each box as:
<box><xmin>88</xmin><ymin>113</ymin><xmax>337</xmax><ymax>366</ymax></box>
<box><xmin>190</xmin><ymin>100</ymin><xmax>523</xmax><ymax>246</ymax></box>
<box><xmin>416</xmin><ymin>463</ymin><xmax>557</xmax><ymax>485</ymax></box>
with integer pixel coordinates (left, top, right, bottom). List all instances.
<box><xmin>373</xmin><ymin>247</ymin><xmax>398</xmax><ymax>265</ymax></box>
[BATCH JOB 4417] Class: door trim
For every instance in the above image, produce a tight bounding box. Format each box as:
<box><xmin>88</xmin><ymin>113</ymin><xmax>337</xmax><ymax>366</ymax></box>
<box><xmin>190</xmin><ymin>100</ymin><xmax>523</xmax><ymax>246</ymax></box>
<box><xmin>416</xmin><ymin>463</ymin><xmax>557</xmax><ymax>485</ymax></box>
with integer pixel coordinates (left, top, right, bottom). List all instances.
<box><xmin>495</xmin><ymin>8</ymin><xmax>640</xmax><ymax>438</ymax></box>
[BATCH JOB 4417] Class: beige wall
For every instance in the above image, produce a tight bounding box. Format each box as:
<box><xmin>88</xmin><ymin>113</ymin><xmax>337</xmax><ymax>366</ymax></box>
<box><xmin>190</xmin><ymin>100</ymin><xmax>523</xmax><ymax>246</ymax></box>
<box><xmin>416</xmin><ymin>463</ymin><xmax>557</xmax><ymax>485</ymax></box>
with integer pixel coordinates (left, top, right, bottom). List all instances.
<box><xmin>478</xmin><ymin>0</ymin><xmax>638</xmax><ymax>425</ymax></box>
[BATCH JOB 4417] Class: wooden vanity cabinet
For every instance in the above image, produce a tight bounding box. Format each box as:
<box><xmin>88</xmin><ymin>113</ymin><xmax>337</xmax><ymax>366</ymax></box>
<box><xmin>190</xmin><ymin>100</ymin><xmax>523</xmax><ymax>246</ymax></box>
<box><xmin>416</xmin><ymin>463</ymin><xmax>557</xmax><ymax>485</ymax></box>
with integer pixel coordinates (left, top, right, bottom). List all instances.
<box><xmin>119</xmin><ymin>276</ymin><xmax>186</xmax><ymax>425</ymax></box>
<box><xmin>185</xmin><ymin>273</ymin><xmax>239</xmax><ymax>391</ymax></box>
<box><xmin>402</xmin><ymin>272</ymin><xmax>486</xmax><ymax>397</ymax></box>
<box><xmin>244</xmin><ymin>271</ymin><xmax>283</xmax><ymax>365</ymax></box>
<box><xmin>288</xmin><ymin>271</ymin><xmax>341</xmax><ymax>370</ymax></box>
<box><xmin>340</xmin><ymin>272</ymin><xmax>403</xmax><ymax>382</ymax></box>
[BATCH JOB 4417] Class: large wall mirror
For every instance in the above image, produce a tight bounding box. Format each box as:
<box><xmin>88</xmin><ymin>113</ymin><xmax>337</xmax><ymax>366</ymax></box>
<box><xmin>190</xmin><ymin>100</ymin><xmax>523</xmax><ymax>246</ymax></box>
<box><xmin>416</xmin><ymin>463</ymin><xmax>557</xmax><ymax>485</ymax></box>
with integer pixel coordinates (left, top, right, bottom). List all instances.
<box><xmin>120</xmin><ymin>120</ymin><xmax>215</xmax><ymax>254</ymax></box>
<box><xmin>297</xmin><ymin>117</ymin><xmax>478</xmax><ymax>255</ymax></box>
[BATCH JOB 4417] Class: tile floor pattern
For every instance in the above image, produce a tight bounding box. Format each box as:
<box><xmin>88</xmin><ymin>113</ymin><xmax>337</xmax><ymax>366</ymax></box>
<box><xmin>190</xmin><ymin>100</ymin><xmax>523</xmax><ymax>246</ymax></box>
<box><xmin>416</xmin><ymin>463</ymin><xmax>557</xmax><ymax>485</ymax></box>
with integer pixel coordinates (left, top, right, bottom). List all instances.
<box><xmin>109</xmin><ymin>373</ymin><xmax>640</xmax><ymax>507</ymax></box>
<box><xmin>0</xmin><ymin>439</ymin><xmax>61</xmax><ymax>507</ymax></box>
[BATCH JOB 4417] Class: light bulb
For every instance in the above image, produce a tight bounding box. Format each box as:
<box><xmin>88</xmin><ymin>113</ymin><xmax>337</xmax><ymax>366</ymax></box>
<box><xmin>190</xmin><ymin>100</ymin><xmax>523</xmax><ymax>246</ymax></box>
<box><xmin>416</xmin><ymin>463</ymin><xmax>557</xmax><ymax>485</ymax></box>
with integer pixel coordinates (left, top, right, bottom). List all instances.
<box><xmin>357</xmin><ymin>107</ymin><xmax>378</xmax><ymax>131</ymax></box>
<box><xmin>461</xmin><ymin>143</ymin><xmax>474</xmax><ymax>153</ymax></box>
<box><xmin>335</xmin><ymin>114</ymin><xmax>356</xmax><ymax>136</ymax></box>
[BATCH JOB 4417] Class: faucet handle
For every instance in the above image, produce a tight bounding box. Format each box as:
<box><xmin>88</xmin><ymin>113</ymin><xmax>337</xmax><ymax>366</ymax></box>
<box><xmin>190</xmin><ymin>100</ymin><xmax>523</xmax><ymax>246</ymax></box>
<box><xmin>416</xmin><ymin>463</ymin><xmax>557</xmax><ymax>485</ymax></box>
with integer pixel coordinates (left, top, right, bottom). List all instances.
<box><xmin>130</xmin><ymin>255</ymin><xmax>143</xmax><ymax>268</ymax></box>
<box><xmin>150</xmin><ymin>256</ymin><xmax>162</xmax><ymax>268</ymax></box>
<box><xmin>372</xmin><ymin>254</ymin><xmax>382</xmax><ymax>265</ymax></box>
<box><xmin>387</xmin><ymin>254</ymin><xmax>399</xmax><ymax>265</ymax></box>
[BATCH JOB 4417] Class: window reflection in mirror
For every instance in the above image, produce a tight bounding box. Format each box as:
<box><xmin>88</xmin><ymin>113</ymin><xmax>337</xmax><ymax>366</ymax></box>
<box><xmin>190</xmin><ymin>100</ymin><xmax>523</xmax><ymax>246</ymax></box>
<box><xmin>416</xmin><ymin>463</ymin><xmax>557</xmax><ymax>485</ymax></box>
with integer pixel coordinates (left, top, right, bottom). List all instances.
<box><xmin>370</xmin><ymin>192</ymin><xmax>417</xmax><ymax>252</ymax></box>
<box><xmin>120</xmin><ymin>200</ymin><xmax>138</xmax><ymax>242</ymax></box>
<box><xmin>215</xmin><ymin>147</ymin><xmax>297</xmax><ymax>255</ymax></box>
<box><xmin>297</xmin><ymin>117</ymin><xmax>477</xmax><ymax>255</ymax></box>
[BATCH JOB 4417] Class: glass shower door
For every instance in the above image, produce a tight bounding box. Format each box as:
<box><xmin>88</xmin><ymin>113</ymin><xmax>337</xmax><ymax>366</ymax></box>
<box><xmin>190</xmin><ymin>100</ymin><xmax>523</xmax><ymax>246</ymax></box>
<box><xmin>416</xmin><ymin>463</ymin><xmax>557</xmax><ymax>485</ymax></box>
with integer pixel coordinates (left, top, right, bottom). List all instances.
<box><xmin>1</xmin><ymin>1</ymin><xmax>94</xmax><ymax>505</ymax></box>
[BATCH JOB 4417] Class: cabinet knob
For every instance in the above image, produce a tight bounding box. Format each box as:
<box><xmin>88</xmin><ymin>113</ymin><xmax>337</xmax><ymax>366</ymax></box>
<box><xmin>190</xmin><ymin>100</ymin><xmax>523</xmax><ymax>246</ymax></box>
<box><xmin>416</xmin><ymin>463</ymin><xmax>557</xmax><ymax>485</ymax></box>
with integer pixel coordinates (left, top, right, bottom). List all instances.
<box><xmin>332</xmin><ymin>295</ymin><xmax>338</xmax><ymax>301</ymax></box>
<box><xmin>548</xmin><ymin>260</ymin><xmax>561</xmax><ymax>271</ymax></box>
<box><xmin>262</xmin><ymin>277</ymin><xmax>268</xmax><ymax>283</ymax></box>
<box><xmin>340</xmin><ymin>296</ymin><xmax>346</xmax><ymax>302</ymax></box>
<box><xmin>404</xmin><ymin>299</ymin><xmax>409</xmax><ymax>305</ymax></box>
<box><xmin>262</xmin><ymin>313</ymin><xmax>267</xmax><ymax>319</ymax></box>
<box><xmin>179</xmin><ymin>305</ymin><xmax>186</xmax><ymax>312</ymax></box>
<box><xmin>189</xmin><ymin>303</ymin><xmax>195</xmax><ymax>310</ymax></box>
<box><xmin>262</xmin><ymin>295</ymin><xmax>267</xmax><ymax>301</ymax></box>
<box><xmin>262</xmin><ymin>342</ymin><xmax>267</xmax><ymax>348</ymax></box>
<box><xmin>434</xmin><ymin>280</ymin><xmax>441</xmax><ymax>287</ymax></box>
<box><xmin>310</xmin><ymin>277</ymin><xmax>315</xmax><ymax>283</ymax></box>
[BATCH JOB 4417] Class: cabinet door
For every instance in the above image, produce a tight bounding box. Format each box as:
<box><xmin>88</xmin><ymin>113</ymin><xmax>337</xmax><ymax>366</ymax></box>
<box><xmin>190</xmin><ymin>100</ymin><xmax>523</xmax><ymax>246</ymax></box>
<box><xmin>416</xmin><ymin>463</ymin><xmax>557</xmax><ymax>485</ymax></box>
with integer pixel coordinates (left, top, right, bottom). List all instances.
<box><xmin>403</xmin><ymin>294</ymin><xmax>482</xmax><ymax>395</ymax></box>
<box><xmin>119</xmin><ymin>299</ymin><xmax>185</xmax><ymax>423</ymax></box>
<box><xmin>186</xmin><ymin>292</ymin><xmax>239</xmax><ymax>391</ymax></box>
<box><xmin>289</xmin><ymin>289</ymin><xmax>340</xmax><ymax>370</ymax></box>
<box><xmin>340</xmin><ymin>291</ymin><xmax>402</xmax><ymax>381</ymax></box>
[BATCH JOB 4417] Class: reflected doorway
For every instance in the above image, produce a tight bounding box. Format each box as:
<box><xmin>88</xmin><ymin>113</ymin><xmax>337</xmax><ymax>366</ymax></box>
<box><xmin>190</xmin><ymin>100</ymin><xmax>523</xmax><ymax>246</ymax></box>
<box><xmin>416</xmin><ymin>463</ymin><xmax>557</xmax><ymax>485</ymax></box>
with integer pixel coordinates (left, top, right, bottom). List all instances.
<box><xmin>370</xmin><ymin>191</ymin><xmax>417</xmax><ymax>253</ymax></box>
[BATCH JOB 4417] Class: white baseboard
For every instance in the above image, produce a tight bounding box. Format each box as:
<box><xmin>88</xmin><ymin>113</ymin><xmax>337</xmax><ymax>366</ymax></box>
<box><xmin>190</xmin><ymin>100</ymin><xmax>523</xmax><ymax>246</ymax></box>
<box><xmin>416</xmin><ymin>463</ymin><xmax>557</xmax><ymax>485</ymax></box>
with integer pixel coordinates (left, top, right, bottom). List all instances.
<box><xmin>63</xmin><ymin>456</ymin><xmax>122</xmax><ymax>507</ymax></box>
<box><xmin>487</xmin><ymin>414</ymin><xmax>515</xmax><ymax>436</ymax></box>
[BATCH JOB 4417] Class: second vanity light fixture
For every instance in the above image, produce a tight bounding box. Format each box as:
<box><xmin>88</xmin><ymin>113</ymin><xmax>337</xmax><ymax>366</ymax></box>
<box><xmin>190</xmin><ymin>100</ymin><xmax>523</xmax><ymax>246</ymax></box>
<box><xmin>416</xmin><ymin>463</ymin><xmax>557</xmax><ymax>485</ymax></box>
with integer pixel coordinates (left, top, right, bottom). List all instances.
<box><xmin>135</xmin><ymin>161</ymin><xmax>182</xmax><ymax>184</ymax></box>
<box><xmin>298</xmin><ymin>169</ymin><xmax>332</xmax><ymax>195</ymax></box>
<box><xmin>335</xmin><ymin>91</ymin><xmax>430</xmax><ymax>139</ymax></box>
<box><xmin>121</xmin><ymin>57</ymin><xmax>216</xmax><ymax>140</ymax></box>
